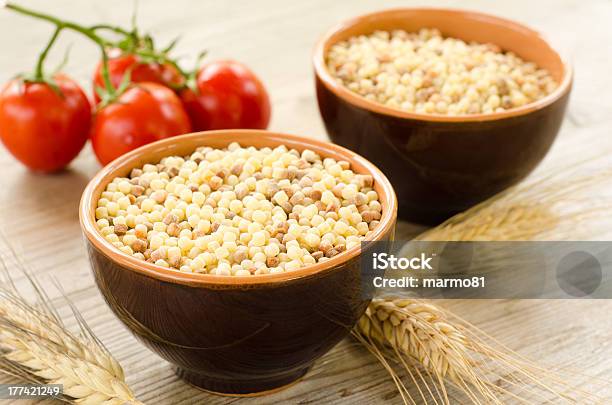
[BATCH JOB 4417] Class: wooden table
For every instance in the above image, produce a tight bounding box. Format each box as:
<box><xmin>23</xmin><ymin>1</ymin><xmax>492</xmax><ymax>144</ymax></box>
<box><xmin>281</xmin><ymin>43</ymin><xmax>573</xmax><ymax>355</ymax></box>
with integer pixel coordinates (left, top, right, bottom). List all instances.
<box><xmin>1</xmin><ymin>0</ymin><xmax>611</xmax><ymax>403</ymax></box>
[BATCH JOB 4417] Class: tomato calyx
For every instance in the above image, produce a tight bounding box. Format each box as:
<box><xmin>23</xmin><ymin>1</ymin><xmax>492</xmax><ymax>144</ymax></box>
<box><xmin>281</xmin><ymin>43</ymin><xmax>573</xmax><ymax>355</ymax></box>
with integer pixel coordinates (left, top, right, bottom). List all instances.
<box><xmin>90</xmin><ymin>12</ymin><xmax>203</xmax><ymax>94</ymax></box>
<box><xmin>98</xmin><ymin>25</ymin><xmax>186</xmax><ymax>84</ymax></box>
<box><xmin>13</xmin><ymin>74</ymin><xmax>63</xmax><ymax>99</ymax></box>
<box><xmin>94</xmin><ymin>66</ymin><xmax>134</xmax><ymax>110</ymax></box>
<box><xmin>110</xmin><ymin>34</ymin><xmax>208</xmax><ymax>94</ymax></box>
<box><xmin>99</xmin><ymin>10</ymin><xmax>208</xmax><ymax>93</ymax></box>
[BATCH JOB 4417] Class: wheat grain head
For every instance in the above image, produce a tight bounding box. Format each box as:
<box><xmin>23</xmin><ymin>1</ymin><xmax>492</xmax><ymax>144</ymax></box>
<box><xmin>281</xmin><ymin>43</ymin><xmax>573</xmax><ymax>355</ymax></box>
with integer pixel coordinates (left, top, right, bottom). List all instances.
<box><xmin>0</xmin><ymin>248</ymin><xmax>142</xmax><ymax>404</ymax></box>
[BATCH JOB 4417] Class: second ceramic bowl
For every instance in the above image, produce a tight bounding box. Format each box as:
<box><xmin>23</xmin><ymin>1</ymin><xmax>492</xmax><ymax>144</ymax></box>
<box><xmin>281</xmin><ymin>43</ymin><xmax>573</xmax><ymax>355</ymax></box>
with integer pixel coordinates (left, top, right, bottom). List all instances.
<box><xmin>314</xmin><ymin>8</ymin><xmax>572</xmax><ymax>224</ymax></box>
<box><xmin>79</xmin><ymin>130</ymin><xmax>397</xmax><ymax>396</ymax></box>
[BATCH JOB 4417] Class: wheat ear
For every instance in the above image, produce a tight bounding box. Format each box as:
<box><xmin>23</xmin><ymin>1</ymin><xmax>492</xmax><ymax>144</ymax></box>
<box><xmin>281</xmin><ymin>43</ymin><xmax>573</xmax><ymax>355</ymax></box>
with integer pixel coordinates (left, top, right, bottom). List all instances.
<box><xmin>357</xmin><ymin>298</ymin><xmax>605</xmax><ymax>404</ymax></box>
<box><xmin>0</xmin><ymin>248</ymin><xmax>142</xmax><ymax>404</ymax></box>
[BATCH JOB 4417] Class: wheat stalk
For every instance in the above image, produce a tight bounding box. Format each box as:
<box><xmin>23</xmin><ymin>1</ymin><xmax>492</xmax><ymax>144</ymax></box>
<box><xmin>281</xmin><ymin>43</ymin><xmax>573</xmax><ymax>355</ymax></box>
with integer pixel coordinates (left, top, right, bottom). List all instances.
<box><xmin>359</xmin><ymin>299</ymin><xmax>468</xmax><ymax>383</ymax></box>
<box><xmin>357</xmin><ymin>298</ymin><xmax>605</xmax><ymax>405</ymax></box>
<box><xmin>0</xmin><ymin>248</ymin><xmax>142</xmax><ymax>404</ymax></box>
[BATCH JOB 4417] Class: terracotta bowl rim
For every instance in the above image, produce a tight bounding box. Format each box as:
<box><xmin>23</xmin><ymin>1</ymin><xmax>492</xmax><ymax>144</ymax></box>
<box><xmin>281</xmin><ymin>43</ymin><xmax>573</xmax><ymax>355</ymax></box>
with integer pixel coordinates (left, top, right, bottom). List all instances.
<box><xmin>79</xmin><ymin>130</ymin><xmax>398</xmax><ymax>287</ymax></box>
<box><xmin>313</xmin><ymin>7</ymin><xmax>573</xmax><ymax>123</ymax></box>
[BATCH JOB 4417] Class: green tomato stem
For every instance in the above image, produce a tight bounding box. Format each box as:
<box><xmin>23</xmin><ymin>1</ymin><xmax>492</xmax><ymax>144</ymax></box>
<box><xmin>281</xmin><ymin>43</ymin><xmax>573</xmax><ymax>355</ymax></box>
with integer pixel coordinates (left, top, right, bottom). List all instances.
<box><xmin>6</xmin><ymin>2</ymin><xmax>116</xmax><ymax>96</ymax></box>
<box><xmin>34</xmin><ymin>26</ymin><xmax>61</xmax><ymax>80</ymax></box>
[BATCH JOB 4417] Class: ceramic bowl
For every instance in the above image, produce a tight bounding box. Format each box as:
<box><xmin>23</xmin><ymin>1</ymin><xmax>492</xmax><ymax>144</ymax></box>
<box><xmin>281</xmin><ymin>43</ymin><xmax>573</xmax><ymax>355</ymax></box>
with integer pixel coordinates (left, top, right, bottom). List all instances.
<box><xmin>79</xmin><ymin>130</ymin><xmax>397</xmax><ymax>396</ymax></box>
<box><xmin>314</xmin><ymin>8</ymin><xmax>572</xmax><ymax>224</ymax></box>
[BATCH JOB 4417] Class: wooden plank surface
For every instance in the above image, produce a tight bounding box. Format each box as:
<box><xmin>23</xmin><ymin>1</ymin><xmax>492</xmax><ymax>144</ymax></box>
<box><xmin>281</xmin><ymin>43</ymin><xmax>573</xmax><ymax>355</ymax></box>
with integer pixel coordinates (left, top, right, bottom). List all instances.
<box><xmin>1</xmin><ymin>0</ymin><xmax>612</xmax><ymax>403</ymax></box>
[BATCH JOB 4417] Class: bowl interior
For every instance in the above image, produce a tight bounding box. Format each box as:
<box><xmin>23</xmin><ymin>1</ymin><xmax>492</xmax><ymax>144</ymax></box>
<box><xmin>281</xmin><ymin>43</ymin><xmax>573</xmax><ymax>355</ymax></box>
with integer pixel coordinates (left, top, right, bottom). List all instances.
<box><xmin>314</xmin><ymin>8</ymin><xmax>571</xmax><ymax>122</ymax></box>
<box><xmin>80</xmin><ymin>130</ymin><xmax>397</xmax><ymax>286</ymax></box>
<box><xmin>322</xmin><ymin>8</ymin><xmax>566</xmax><ymax>80</ymax></box>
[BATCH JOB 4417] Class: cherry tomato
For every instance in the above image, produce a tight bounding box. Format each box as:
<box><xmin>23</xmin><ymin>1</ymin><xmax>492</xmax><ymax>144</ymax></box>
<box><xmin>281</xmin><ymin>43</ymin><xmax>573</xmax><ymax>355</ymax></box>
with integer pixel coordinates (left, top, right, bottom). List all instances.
<box><xmin>91</xmin><ymin>82</ymin><xmax>191</xmax><ymax>165</ymax></box>
<box><xmin>0</xmin><ymin>74</ymin><xmax>91</xmax><ymax>173</ymax></box>
<box><xmin>92</xmin><ymin>50</ymin><xmax>183</xmax><ymax>103</ymax></box>
<box><xmin>180</xmin><ymin>60</ymin><xmax>271</xmax><ymax>131</ymax></box>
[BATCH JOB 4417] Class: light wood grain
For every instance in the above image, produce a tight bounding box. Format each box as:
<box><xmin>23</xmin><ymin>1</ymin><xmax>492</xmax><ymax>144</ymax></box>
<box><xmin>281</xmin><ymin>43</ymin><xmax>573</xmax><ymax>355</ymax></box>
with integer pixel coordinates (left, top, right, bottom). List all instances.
<box><xmin>1</xmin><ymin>0</ymin><xmax>612</xmax><ymax>404</ymax></box>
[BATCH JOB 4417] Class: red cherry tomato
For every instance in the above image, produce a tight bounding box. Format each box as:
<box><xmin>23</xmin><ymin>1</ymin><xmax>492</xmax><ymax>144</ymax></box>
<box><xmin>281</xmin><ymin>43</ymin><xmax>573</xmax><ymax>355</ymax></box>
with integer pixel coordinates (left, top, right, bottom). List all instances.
<box><xmin>180</xmin><ymin>60</ymin><xmax>271</xmax><ymax>131</ymax></box>
<box><xmin>92</xmin><ymin>50</ymin><xmax>183</xmax><ymax>103</ymax></box>
<box><xmin>91</xmin><ymin>82</ymin><xmax>191</xmax><ymax>165</ymax></box>
<box><xmin>0</xmin><ymin>74</ymin><xmax>91</xmax><ymax>173</ymax></box>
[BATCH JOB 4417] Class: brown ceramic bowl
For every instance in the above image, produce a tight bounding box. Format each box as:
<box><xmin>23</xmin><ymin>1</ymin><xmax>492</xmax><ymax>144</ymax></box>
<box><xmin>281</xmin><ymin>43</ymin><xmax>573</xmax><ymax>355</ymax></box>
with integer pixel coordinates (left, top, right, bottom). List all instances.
<box><xmin>314</xmin><ymin>8</ymin><xmax>572</xmax><ymax>224</ymax></box>
<box><xmin>79</xmin><ymin>130</ymin><xmax>397</xmax><ymax>396</ymax></box>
